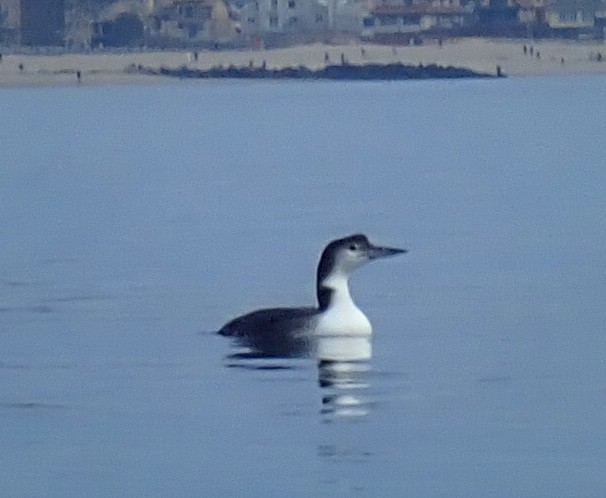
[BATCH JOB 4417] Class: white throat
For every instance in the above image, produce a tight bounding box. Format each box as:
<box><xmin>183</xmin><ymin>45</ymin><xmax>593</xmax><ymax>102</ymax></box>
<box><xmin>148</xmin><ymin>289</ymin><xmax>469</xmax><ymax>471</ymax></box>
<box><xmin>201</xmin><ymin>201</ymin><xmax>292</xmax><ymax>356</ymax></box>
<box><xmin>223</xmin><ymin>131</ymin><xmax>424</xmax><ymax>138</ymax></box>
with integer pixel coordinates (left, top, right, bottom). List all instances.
<box><xmin>316</xmin><ymin>272</ymin><xmax>372</xmax><ymax>337</ymax></box>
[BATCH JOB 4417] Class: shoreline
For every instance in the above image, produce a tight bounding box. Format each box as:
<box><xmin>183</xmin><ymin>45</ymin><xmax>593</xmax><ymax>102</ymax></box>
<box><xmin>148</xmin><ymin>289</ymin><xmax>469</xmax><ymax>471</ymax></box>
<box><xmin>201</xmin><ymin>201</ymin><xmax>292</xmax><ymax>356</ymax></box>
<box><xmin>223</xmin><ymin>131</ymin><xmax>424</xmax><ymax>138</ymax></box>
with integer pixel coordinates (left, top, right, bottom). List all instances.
<box><xmin>1</xmin><ymin>37</ymin><xmax>605</xmax><ymax>88</ymax></box>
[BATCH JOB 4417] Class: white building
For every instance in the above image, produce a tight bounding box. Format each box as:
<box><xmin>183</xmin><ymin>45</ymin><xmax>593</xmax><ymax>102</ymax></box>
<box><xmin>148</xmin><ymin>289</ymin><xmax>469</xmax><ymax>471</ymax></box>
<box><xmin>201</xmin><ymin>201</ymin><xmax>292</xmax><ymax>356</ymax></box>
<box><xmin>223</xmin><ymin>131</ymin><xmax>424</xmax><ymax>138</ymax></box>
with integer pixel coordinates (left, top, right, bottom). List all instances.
<box><xmin>545</xmin><ymin>0</ymin><xmax>604</xmax><ymax>29</ymax></box>
<box><xmin>359</xmin><ymin>0</ymin><xmax>475</xmax><ymax>40</ymax></box>
<box><xmin>239</xmin><ymin>0</ymin><xmax>327</xmax><ymax>35</ymax></box>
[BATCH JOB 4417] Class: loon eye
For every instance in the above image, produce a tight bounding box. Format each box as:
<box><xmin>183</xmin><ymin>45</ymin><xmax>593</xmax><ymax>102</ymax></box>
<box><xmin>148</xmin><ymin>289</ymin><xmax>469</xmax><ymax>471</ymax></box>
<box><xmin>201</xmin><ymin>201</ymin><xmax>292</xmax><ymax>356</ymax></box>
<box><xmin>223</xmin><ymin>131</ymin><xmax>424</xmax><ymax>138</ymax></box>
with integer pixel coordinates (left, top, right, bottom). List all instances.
<box><xmin>349</xmin><ymin>244</ymin><xmax>357</xmax><ymax>251</ymax></box>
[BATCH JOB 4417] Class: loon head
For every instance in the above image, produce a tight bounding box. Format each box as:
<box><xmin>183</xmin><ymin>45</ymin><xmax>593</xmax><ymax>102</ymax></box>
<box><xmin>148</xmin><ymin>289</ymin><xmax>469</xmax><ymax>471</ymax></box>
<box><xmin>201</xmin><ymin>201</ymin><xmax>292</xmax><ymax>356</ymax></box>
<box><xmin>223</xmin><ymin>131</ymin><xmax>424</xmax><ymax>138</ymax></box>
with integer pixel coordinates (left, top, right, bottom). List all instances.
<box><xmin>316</xmin><ymin>234</ymin><xmax>407</xmax><ymax>310</ymax></box>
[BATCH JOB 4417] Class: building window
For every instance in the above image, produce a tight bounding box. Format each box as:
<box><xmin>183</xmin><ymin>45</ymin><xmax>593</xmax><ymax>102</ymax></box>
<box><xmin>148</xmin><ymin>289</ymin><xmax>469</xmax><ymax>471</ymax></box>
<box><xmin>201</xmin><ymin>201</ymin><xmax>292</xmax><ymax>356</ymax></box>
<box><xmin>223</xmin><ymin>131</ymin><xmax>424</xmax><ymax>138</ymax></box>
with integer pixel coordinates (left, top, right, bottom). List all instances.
<box><xmin>379</xmin><ymin>15</ymin><xmax>398</xmax><ymax>25</ymax></box>
<box><xmin>288</xmin><ymin>0</ymin><xmax>296</xmax><ymax>8</ymax></box>
<box><xmin>247</xmin><ymin>17</ymin><xmax>256</xmax><ymax>24</ymax></box>
<box><xmin>288</xmin><ymin>16</ymin><xmax>298</xmax><ymax>25</ymax></box>
<box><xmin>271</xmin><ymin>0</ymin><xmax>278</xmax><ymax>9</ymax></box>
<box><xmin>269</xmin><ymin>15</ymin><xmax>278</xmax><ymax>27</ymax></box>
<box><xmin>363</xmin><ymin>16</ymin><xmax>375</xmax><ymax>26</ymax></box>
<box><xmin>315</xmin><ymin>13</ymin><xmax>323</xmax><ymax>22</ymax></box>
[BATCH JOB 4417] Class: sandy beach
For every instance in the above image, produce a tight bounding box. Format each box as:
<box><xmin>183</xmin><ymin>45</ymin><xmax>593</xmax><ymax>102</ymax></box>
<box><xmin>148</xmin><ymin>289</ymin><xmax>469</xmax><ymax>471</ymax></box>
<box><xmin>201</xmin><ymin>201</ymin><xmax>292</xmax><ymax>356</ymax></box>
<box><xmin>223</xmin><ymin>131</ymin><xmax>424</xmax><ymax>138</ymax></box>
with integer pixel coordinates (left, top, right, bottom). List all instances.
<box><xmin>1</xmin><ymin>37</ymin><xmax>605</xmax><ymax>87</ymax></box>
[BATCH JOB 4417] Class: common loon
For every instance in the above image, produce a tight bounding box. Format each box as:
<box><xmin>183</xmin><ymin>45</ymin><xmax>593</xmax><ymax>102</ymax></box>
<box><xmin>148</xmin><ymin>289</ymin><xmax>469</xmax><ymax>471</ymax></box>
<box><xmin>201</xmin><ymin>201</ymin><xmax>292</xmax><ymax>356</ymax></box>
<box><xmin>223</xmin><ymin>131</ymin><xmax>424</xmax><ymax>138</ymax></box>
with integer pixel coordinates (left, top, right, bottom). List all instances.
<box><xmin>218</xmin><ymin>234</ymin><xmax>406</xmax><ymax>354</ymax></box>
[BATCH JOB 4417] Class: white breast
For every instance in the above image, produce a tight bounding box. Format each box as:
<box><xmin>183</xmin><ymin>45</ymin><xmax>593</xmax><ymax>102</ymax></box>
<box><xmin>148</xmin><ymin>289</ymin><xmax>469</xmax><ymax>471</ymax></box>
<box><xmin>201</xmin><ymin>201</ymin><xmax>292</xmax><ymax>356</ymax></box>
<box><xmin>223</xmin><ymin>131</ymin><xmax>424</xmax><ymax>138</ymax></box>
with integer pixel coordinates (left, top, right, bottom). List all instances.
<box><xmin>315</xmin><ymin>270</ymin><xmax>373</xmax><ymax>337</ymax></box>
<box><xmin>316</xmin><ymin>303</ymin><xmax>372</xmax><ymax>337</ymax></box>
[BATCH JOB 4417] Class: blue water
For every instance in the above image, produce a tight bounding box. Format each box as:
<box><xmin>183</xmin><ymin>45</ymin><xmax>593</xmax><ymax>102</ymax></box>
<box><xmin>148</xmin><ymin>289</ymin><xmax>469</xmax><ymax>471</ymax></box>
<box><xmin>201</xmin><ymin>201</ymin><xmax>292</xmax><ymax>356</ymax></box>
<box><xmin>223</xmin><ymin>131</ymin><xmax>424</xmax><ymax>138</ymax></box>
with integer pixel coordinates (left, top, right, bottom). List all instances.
<box><xmin>1</xmin><ymin>76</ymin><xmax>605</xmax><ymax>497</ymax></box>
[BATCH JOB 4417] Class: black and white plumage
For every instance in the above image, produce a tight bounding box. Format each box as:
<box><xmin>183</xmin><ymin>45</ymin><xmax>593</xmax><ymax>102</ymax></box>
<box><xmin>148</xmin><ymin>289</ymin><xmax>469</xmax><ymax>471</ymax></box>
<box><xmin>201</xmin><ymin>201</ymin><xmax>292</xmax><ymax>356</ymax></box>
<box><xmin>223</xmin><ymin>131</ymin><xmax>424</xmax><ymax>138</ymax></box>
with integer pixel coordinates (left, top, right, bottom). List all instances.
<box><xmin>218</xmin><ymin>234</ymin><xmax>406</xmax><ymax>356</ymax></box>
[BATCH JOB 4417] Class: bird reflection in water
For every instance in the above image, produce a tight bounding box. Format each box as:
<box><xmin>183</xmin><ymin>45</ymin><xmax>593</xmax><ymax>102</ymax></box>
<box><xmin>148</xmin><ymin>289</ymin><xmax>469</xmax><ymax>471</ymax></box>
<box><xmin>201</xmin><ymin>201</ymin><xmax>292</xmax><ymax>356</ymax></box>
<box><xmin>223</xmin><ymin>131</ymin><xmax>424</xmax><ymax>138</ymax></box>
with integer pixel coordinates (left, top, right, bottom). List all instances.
<box><xmin>317</xmin><ymin>334</ymin><xmax>373</xmax><ymax>419</ymax></box>
<box><xmin>224</xmin><ymin>332</ymin><xmax>374</xmax><ymax>419</ymax></box>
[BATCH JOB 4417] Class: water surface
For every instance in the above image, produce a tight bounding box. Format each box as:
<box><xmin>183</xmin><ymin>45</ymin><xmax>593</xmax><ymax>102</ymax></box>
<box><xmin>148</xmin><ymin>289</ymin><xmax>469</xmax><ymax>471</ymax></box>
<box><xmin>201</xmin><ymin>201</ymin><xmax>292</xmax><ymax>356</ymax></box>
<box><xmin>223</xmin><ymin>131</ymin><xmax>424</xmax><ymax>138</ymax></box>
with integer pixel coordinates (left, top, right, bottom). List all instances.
<box><xmin>1</xmin><ymin>76</ymin><xmax>605</xmax><ymax>497</ymax></box>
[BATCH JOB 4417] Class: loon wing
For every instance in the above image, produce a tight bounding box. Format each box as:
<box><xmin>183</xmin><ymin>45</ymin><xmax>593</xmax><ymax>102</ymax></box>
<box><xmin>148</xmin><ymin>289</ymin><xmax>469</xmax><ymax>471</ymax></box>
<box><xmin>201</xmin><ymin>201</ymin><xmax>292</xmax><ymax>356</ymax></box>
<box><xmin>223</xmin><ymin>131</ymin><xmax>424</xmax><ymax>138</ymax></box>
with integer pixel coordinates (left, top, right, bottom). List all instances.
<box><xmin>219</xmin><ymin>307</ymin><xmax>317</xmax><ymax>337</ymax></box>
<box><xmin>218</xmin><ymin>306</ymin><xmax>318</xmax><ymax>357</ymax></box>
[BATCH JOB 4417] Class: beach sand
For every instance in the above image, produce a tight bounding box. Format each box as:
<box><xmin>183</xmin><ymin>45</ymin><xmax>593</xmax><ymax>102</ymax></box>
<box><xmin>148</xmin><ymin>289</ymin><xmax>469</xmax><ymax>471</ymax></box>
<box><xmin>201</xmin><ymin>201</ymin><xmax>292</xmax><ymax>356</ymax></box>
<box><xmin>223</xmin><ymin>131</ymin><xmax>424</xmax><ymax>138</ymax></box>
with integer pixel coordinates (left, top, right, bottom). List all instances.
<box><xmin>1</xmin><ymin>37</ymin><xmax>605</xmax><ymax>87</ymax></box>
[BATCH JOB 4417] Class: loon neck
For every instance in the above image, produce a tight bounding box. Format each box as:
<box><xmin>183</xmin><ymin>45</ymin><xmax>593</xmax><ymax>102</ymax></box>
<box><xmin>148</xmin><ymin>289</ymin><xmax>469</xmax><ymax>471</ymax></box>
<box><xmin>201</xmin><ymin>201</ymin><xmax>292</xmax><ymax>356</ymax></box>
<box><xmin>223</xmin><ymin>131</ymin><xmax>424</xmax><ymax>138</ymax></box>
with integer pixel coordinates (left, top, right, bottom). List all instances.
<box><xmin>317</xmin><ymin>273</ymin><xmax>354</xmax><ymax>311</ymax></box>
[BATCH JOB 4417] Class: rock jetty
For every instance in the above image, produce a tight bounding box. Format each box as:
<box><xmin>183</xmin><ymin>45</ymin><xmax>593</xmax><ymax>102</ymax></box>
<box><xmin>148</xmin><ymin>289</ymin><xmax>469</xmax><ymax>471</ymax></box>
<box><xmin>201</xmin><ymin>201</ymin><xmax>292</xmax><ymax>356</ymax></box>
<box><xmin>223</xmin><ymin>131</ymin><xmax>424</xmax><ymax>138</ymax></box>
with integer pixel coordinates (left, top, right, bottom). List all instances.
<box><xmin>129</xmin><ymin>62</ymin><xmax>499</xmax><ymax>81</ymax></box>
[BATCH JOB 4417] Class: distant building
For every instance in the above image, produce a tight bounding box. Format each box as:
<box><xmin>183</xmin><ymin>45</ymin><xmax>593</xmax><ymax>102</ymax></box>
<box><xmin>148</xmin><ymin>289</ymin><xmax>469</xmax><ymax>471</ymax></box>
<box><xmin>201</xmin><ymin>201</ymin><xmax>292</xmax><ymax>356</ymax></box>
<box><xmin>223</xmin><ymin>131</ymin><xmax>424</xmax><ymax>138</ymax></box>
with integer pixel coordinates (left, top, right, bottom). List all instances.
<box><xmin>0</xmin><ymin>0</ymin><xmax>21</xmax><ymax>44</ymax></box>
<box><xmin>92</xmin><ymin>13</ymin><xmax>145</xmax><ymax>47</ymax></box>
<box><xmin>1</xmin><ymin>0</ymin><xmax>66</xmax><ymax>46</ymax></box>
<box><xmin>148</xmin><ymin>0</ymin><xmax>242</xmax><ymax>46</ymax></box>
<box><xmin>516</xmin><ymin>0</ymin><xmax>546</xmax><ymax>24</ymax></box>
<box><xmin>20</xmin><ymin>0</ymin><xmax>65</xmax><ymax>46</ymax></box>
<box><xmin>331</xmin><ymin>0</ymin><xmax>367</xmax><ymax>33</ymax></box>
<box><xmin>239</xmin><ymin>0</ymin><xmax>328</xmax><ymax>39</ymax></box>
<box><xmin>360</xmin><ymin>0</ymin><xmax>475</xmax><ymax>41</ymax></box>
<box><xmin>545</xmin><ymin>0</ymin><xmax>605</xmax><ymax>36</ymax></box>
<box><xmin>474</xmin><ymin>0</ymin><xmax>522</xmax><ymax>35</ymax></box>
<box><xmin>596</xmin><ymin>2</ymin><xmax>606</xmax><ymax>34</ymax></box>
